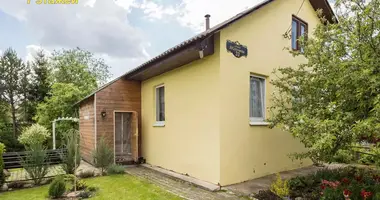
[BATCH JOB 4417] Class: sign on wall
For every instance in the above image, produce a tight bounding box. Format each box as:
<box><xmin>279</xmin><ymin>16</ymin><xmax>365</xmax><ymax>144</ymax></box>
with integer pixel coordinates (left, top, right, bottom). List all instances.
<box><xmin>226</xmin><ymin>40</ymin><xmax>248</xmax><ymax>58</ymax></box>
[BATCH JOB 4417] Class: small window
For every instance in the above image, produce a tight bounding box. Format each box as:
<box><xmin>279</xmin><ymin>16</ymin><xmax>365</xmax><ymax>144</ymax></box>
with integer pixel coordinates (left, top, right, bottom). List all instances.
<box><xmin>156</xmin><ymin>85</ymin><xmax>165</xmax><ymax>123</ymax></box>
<box><xmin>291</xmin><ymin>15</ymin><xmax>308</xmax><ymax>51</ymax></box>
<box><xmin>250</xmin><ymin>76</ymin><xmax>266</xmax><ymax>122</ymax></box>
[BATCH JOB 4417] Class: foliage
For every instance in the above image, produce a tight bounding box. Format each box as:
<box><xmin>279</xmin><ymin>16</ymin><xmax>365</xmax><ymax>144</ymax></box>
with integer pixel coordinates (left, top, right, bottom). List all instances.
<box><xmin>18</xmin><ymin>124</ymin><xmax>50</xmax><ymax>147</ymax></box>
<box><xmin>7</xmin><ymin>181</ymin><xmax>26</xmax><ymax>189</ymax></box>
<box><xmin>0</xmin><ymin>123</ymin><xmax>26</xmax><ymax>152</ymax></box>
<box><xmin>107</xmin><ymin>164</ymin><xmax>125</xmax><ymax>175</ymax></box>
<box><xmin>270</xmin><ymin>173</ymin><xmax>290</xmax><ymax>198</ymax></box>
<box><xmin>50</xmin><ymin>48</ymin><xmax>111</xmax><ymax>93</ymax></box>
<box><xmin>77</xmin><ymin>170</ymin><xmax>95</xmax><ymax>178</ymax></box>
<box><xmin>0</xmin><ymin>48</ymin><xmax>27</xmax><ymax>138</ymax></box>
<box><xmin>21</xmin><ymin>142</ymin><xmax>49</xmax><ymax>185</ymax></box>
<box><xmin>60</xmin><ymin>129</ymin><xmax>80</xmax><ymax>174</ymax></box>
<box><xmin>0</xmin><ymin>142</ymin><xmax>5</xmax><ymax>187</ymax></box>
<box><xmin>254</xmin><ymin>190</ymin><xmax>282</xmax><ymax>200</ymax></box>
<box><xmin>70</xmin><ymin>179</ymin><xmax>88</xmax><ymax>191</ymax></box>
<box><xmin>269</xmin><ymin>0</ymin><xmax>380</xmax><ymax>164</ymax></box>
<box><xmin>48</xmin><ymin>176</ymin><xmax>66</xmax><ymax>199</ymax></box>
<box><xmin>34</xmin><ymin>83</ymin><xmax>82</xmax><ymax>146</ymax></box>
<box><xmin>285</xmin><ymin>167</ymin><xmax>380</xmax><ymax>200</ymax></box>
<box><xmin>92</xmin><ymin>138</ymin><xmax>114</xmax><ymax>175</ymax></box>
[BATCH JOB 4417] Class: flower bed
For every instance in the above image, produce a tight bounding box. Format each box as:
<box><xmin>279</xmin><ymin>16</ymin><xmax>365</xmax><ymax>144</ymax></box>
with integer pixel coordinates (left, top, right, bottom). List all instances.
<box><xmin>255</xmin><ymin>166</ymin><xmax>380</xmax><ymax>200</ymax></box>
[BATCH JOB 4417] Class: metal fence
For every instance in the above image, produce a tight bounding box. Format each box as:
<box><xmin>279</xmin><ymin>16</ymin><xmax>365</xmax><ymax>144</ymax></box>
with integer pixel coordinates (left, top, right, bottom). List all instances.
<box><xmin>3</xmin><ymin>148</ymin><xmax>67</xmax><ymax>169</ymax></box>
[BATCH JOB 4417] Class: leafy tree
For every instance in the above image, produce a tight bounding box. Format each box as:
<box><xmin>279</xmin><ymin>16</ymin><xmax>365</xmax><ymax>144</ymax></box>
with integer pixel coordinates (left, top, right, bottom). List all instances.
<box><xmin>0</xmin><ymin>48</ymin><xmax>26</xmax><ymax>138</ymax></box>
<box><xmin>270</xmin><ymin>0</ymin><xmax>380</xmax><ymax>164</ymax></box>
<box><xmin>50</xmin><ymin>48</ymin><xmax>111</xmax><ymax>94</ymax></box>
<box><xmin>35</xmin><ymin>83</ymin><xmax>82</xmax><ymax>145</ymax></box>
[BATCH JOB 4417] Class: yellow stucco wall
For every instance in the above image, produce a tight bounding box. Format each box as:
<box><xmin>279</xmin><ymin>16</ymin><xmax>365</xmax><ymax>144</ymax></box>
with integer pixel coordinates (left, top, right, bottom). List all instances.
<box><xmin>141</xmin><ymin>35</ymin><xmax>221</xmax><ymax>184</ymax></box>
<box><xmin>218</xmin><ymin>0</ymin><xmax>320</xmax><ymax>185</ymax></box>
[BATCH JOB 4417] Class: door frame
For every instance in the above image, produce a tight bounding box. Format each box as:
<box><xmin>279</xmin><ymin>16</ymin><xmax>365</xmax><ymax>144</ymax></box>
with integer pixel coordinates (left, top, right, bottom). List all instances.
<box><xmin>113</xmin><ymin>110</ymin><xmax>139</xmax><ymax>163</ymax></box>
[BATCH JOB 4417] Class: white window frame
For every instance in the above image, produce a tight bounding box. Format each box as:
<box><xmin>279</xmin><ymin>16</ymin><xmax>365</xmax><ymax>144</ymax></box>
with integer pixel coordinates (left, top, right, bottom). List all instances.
<box><xmin>154</xmin><ymin>85</ymin><xmax>165</xmax><ymax>127</ymax></box>
<box><xmin>249</xmin><ymin>75</ymin><xmax>269</xmax><ymax>126</ymax></box>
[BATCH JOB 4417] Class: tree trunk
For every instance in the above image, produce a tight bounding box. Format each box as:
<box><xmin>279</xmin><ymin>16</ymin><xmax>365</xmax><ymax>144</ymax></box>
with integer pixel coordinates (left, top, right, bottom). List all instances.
<box><xmin>10</xmin><ymin>98</ymin><xmax>17</xmax><ymax>138</ymax></box>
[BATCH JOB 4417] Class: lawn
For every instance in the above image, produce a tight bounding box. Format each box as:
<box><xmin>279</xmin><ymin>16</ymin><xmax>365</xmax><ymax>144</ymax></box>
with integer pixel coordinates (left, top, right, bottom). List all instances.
<box><xmin>0</xmin><ymin>174</ymin><xmax>183</xmax><ymax>200</ymax></box>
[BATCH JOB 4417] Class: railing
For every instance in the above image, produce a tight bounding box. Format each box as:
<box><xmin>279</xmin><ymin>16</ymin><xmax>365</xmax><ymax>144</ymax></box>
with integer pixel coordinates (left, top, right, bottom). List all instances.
<box><xmin>2</xmin><ymin>148</ymin><xmax>67</xmax><ymax>169</ymax></box>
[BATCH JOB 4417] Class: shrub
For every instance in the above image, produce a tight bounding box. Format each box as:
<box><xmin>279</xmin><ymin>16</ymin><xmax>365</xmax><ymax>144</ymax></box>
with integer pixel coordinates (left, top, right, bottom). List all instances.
<box><xmin>78</xmin><ymin>170</ymin><xmax>95</xmax><ymax>178</ymax></box>
<box><xmin>0</xmin><ymin>142</ymin><xmax>5</xmax><ymax>187</ymax></box>
<box><xmin>48</xmin><ymin>176</ymin><xmax>66</xmax><ymax>199</ymax></box>
<box><xmin>18</xmin><ymin>124</ymin><xmax>50</xmax><ymax>147</ymax></box>
<box><xmin>270</xmin><ymin>173</ymin><xmax>290</xmax><ymax>198</ymax></box>
<box><xmin>61</xmin><ymin>129</ymin><xmax>81</xmax><ymax>174</ymax></box>
<box><xmin>21</xmin><ymin>142</ymin><xmax>49</xmax><ymax>185</ymax></box>
<box><xmin>70</xmin><ymin>179</ymin><xmax>87</xmax><ymax>191</ymax></box>
<box><xmin>107</xmin><ymin>164</ymin><xmax>125</xmax><ymax>175</ymax></box>
<box><xmin>92</xmin><ymin>138</ymin><xmax>113</xmax><ymax>175</ymax></box>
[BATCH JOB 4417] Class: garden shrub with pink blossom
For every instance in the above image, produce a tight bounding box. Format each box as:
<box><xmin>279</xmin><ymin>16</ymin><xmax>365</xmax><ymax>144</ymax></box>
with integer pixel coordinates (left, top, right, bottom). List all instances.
<box><xmin>255</xmin><ymin>167</ymin><xmax>380</xmax><ymax>200</ymax></box>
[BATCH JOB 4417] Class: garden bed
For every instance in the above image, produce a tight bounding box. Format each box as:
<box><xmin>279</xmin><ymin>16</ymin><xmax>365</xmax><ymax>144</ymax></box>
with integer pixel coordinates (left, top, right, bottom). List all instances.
<box><xmin>254</xmin><ymin>166</ymin><xmax>380</xmax><ymax>200</ymax></box>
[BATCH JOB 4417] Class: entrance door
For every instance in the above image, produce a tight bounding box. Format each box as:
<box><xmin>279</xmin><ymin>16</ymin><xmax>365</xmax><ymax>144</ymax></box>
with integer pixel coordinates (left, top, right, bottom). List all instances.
<box><xmin>115</xmin><ymin>112</ymin><xmax>133</xmax><ymax>163</ymax></box>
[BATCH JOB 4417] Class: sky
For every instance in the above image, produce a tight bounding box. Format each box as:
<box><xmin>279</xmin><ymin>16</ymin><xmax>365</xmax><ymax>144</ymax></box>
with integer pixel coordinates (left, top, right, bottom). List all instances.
<box><xmin>0</xmin><ymin>0</ymin><xmax>335</xmax><ymax>79</ymax></box>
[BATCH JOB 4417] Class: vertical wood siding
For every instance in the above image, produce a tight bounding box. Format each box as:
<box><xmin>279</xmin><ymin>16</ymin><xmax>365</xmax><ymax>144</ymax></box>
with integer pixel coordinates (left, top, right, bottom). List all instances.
<box><xmin>95</xmin><ymin>79</ymin><xmax>141</xmax><ymax>160</ymax></box>
<box><xmin>79</xmin><ymin>96</ymin><xmax>95</xmax><ymax>163</ymax></box>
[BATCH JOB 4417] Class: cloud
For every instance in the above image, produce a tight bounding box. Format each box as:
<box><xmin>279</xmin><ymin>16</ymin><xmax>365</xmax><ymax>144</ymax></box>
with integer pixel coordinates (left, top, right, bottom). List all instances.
<box><xmin>25</xmin><ymin>45</ymin><xmax>51</xmax><ymax>62</ymax></box>
<box><xmin>175</xmin><ymin>0</ymin><xmax>265</xmax><ymax>32</ymax></box>
<box><xmin>0</xmin><ymin>0</ymin><xmax>149</xmax><ymax>59</ymax></box>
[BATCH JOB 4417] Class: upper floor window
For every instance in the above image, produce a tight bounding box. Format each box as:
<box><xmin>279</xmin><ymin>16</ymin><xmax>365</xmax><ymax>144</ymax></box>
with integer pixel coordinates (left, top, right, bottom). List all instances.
<box><xmin>250</xmin><ymin>75</ymin><xmax>266</xmax><ymax>123</ymax></box>
<box><xmin>155</xmin><ymin>85</ymin><xmax>165</xmax><ymax>124</ymax></box>
<box><xmin>291</xmin><ymin>15</ymin><xmax>308</xmax><ymax>51</ymax></box>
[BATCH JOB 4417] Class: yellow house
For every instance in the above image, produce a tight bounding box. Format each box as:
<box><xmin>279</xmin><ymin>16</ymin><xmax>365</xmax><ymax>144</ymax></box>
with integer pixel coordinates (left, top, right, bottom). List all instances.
<box><xmin>77</xmin><ymin>0</ymin><xmax>335</xmax><ymax>186</ymax></box>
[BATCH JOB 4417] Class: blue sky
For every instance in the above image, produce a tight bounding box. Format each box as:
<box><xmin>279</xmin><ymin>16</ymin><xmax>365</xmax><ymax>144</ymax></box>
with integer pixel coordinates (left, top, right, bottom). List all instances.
<box><xmin>0</xmin><ymin>0</ymin><xmax>335</xmax><ymax>78</ymax></box>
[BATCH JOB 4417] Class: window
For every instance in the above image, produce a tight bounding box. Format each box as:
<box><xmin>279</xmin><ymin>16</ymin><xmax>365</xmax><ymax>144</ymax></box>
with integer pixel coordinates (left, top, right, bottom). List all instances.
<box><xmin>250</xmin><ymin>76</ymin><xmax>266</xmax><ymax>123</ymax></box>
<box><xmin>155</xmin><ymin>85</ymin><xmax>165</xmax><ymax>125</ymax></box>
<box><xmin>291</xmin><ymin>15</ymin><xmax>308</xmax><ymax>51</ymax></box>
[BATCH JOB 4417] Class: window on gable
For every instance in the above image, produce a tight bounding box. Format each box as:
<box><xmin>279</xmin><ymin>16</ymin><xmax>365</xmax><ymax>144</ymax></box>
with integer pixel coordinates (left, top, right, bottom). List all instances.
<box><xmin>291</xmin><ymin>15</ymin><xmax>308</xmax><ymax>51</ymax></box>
<box><xmin>156</xmin><ymin>85</ymin><xmax>165</xmax><ymax>123</ymax></box>
<box><xmin>249</xmin><ymin>76</ymin><xmax>266</xmax><ymax>122</ymax></box>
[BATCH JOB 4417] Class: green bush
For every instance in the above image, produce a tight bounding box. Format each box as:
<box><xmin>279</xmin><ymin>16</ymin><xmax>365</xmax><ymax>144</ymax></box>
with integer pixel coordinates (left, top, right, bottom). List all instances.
<box><xmin>107</xmin><ymin>164</ymin><xmax>125</xmax><ymax>175</ymax></box>
<box><xmin>48</xmin><ymin>176</ymin><xmax>66</xmax><ymax>199</ymax></box>
<box><xmin>92</xmin><ymin>138</ymin><xmax>114</xmax><ymax>175</ymax></box>
<box><xmin>21</xmin><ymin>142</ymin><xmax>49</xmax><ymax>185</ymax></box>
<box><xmin>270</xmin><ymin>173</ymin><xmax>290</xmax><ymax>198</ymax></box>
<box><xmin>18</xmin><ymin>124</ymin><xmax>50</xmax><ymax>147</ymax></box>
<box><xmin>0</xmin><ymin>143</ymin><xmax>6</xmax><ymax>187</ymax></box>
<box><xmin>61</xmin><ymin>129</ymin><xmax>81</xmax><ymax>174</ymax></box>
<box><xmin>70</xmin><ymin>179</ymin><xmax>87</xmax><ymax>191</ymax></box>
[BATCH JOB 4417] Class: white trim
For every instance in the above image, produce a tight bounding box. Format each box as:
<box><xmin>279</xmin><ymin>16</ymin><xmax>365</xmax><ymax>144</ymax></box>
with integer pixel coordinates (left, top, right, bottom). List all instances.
<box><xmin>155</xmin><ymin>84</ymin><xmax>165</xmax><ymax>124</ymax></box>
<box><xmin>249</xmin><ymin>121</ymin><xmax>270</xmax><ymax>126</ymax></box>
<box><xmin>153</xmin><ymin>121</ymin><xmax>165</xmax><ymax>127</ymax></box>
<box><xmin>94</xmin><ymin>93</ymin><xmax>97</xmax><ymax>150</ymax></box>
<box><xmin>249</xmin><ymin>75</ymin><xmax>266</xmax><ymax>122</ymax></box>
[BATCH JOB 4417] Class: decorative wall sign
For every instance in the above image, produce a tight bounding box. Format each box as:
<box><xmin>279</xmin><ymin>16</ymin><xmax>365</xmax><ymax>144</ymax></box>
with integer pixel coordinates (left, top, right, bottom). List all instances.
<box><xmin>226</xmin><ymin>40</ymin><xmax>248</xmax><ymax>58</ymax></box>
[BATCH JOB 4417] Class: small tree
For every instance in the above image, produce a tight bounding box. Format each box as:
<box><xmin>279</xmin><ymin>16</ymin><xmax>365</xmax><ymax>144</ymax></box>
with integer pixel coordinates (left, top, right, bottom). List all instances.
<box><xmin>92</xmin><ymin>138</ymin><xmax>113</xmax><ymax>175</ymax></box>
<box><xmin>270</xmin><ymin>0</ymin><xmax>380</xmax><ymax>164</ymax></box>
<box><xmin>19</xmin><ymin>124</ymin><xmax>50</xmax><ymax>185</ymax></box>
<box><xmin>61</xmin><ymin>129</ymin><xmax>80</xmax><ymax>174</ymax></box>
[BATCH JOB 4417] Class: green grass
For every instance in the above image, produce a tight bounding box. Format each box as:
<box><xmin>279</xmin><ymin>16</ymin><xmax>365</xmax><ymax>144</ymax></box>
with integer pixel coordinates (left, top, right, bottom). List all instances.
<box><xmin>0</xmin><ymin>175</ymin><xmax>183</xmax><ymax>200</ymax></box>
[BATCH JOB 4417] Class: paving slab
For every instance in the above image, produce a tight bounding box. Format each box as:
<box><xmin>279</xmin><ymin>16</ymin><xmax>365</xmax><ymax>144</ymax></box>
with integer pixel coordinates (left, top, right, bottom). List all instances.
<box><xmin>142</xmin><ymin>164</ymin><xmax>220</xmax><ymax>191</ymax></box>
<box><xmin>224</xmin><ymin>163</ymin><xmax>345</xmax><ymax>196</ymax></box>
<box><xmin>125</xmin><ymin>165</ymin><xmax>242</xmax><ymax>200</ymax></box>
